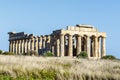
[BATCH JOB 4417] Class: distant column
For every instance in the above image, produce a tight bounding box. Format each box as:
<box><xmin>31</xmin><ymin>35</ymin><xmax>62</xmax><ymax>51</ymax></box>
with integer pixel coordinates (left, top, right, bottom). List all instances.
<box><xmin>38</xmin><ymin>37</ymin><xmax>42</xmax><ymax>49</ymax></box>
<box><xmin>98</xmin><ymin>37</ymin><xmax>101</xmax><ymax>58</ymax></box>
<box><xmin>77</xmin><ymin>35</ymin><xmax>81</xmax><ymax>55</ymax></box>
<box><xmin>24</xmin><ymin>39</ymin><xmax>27</xmax><ymax>53</ymax></box>
<box><xmin>102</xmin><ymin>37</ymin><xmax>106</xmax><ymax>57</ymax></box>
<box><xmin>9</xmin><ymin>41</ymin><xmax>12</xmax><ymax>52</ymax></box>
<box><xmin>15</xmin><ymin>40</ymin><xmax>18</xmax><ymax>54</ymax></box>
<box><xmin>68</xmin><ymin>35</ymin><xmax>73</xmax><ymax>57</ymax></box>
<box><xmin>43</xmin><ymin>36</ymin><xmax>46</xmax><ymax>48</ymax></box>
<box><xmin>95</xmin><ymin>36</ymin><xmax>98</xmax><ymax>57</ymax></box>
<box><xmin>35</xmin><ymin>37</ymin><xmax>38</xmax><ymax>53</ymax></box>
<box><xmin>21</xmin><ymin>40</ymin><xmax>24</xmax><ymax>54</ymax></box>
<box><xmin>60</xmin><ymin>34</ymin><xmax>64</xmax><ymax>57</ymax></box>
<box><xmin>52</xmin><ymin>46</ymin><xmax>54</xmax><ymax>55</ymax></box>
<box><xmin>31</xmin><ymin>38</ymin><xmax>34</xmax><ymax>51</ymax></box>
<box><xmin>56</xmin><ymin>39</ymin><xmax>60</xmax><ymax>56</ymax></box>
<box><xmin>28</xmin><ymin>39</ymin><xmax>31</xmax><ymax>52</ymax></box>
<box><xmin>12</xmin><ymin>41</ymin><xmax>15</xmax><ymax>53</ymax></box>
<box><xmin>87</xmin><ymin>36</ymin><xmax>90</xmax><ymax>58</ymax></box>
<box><xmin>18</xmin><ymin>40</ymin><xmax>21</xmax><ymax>54</ymax></box>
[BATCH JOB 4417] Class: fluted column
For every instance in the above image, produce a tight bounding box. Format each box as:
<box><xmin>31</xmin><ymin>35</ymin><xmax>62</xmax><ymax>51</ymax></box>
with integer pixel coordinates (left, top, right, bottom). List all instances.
<box><xmin>24</xmin><ymin>40</ymin><xmax>27</xmax><ymax>53</ymax></box>
<box><xmin>9</xmin><ymin>41</ymin><xmax>12</xmax><ymax>52</ymax></box>
<box><xmin>87</xmin><ymin>36</ymin><xmax>90</xmax><ymax>58</ymax></box>
<box><xmin>43</xmin><ymin>37</ymin><xmax>46</xmax><ymax>48</ymax></box>
<box><xmin>68</xmin><ymin>35</ymin><xmax>73</xmax><ymax>57</ymax></box>
<box><xmin>57</xmin><ymin>39</ymin><xmax>60</xmax><ymax>56</ymax></box>
<box><xmin>21</xmin><ymin>40</ymin><xmax>24</xmax><ymax>54</ymax></box>
<box><xmin>35</xmin><ymin>37</ymin><xmax>38</xmax><ymax>53</ymax></box>
<box><xmin>15</xmin><ymin>41</ymin><xmax>18</xmax><ymax>54</ymax></box>
<box><xmin>95</xmin><ymin>36</ymin><xmax>98</xmax><ymax>57</ymax></box>
<box><xmin>102</xmin><ymin>37</ymin><xmax>106</xmax><ymax>57</ymax></box>
<box><xmin>77</xmin><ymin>35</ymin><xmax>81</xmax><ymax>55</ymax></box>
<box><xmin>38</xmin><ymin>37</ymin><xmax>42</xmax><ymax>49</ymax></box>
<box><xmin>18</xmin><ymin>40</ymin><xmax>21</xmax><ymax>54</ymax></box>
<box><xmin>12</xmin><ymin>41</ymin><xmax>15</xmax><ymax>53</ymax></box>
<box><xmin>28</xmin><ymin>39</ymin><xmax>31</xmax><ymax>52</ymax></box>
<box><xmin>52</xmin><ymin>46</ymin><xmax>54</xmax><ymax>54</ymax></box>
<box><xmin>60</xmin><ymin>34</ymin><xmax>64</xmax><ymax>57</ymax></box>
<box><xmin>98</xmin><ymin>37</ymin><xmax>101</xmax><ymax>58</ymax></box>
<box><xmin>31</xmin><ymin>38</ymin><xmax>34</xmax><ymax>51</ymax></box>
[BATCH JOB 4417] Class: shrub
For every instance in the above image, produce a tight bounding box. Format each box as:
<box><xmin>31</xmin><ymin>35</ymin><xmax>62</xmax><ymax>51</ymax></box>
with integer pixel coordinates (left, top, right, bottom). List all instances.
<box><xmin>0</xmin><ymin>50</ymin><xmax>3</xmax><ymax>54</ymax></box>
<box><xmin>2</xmin><ymin>52</ymin><xmax>14</xmax><ymax>55</ymax></box>
<box><xmin>77</xmin><ymin>51</ymin><xmax>88</xmax><ymax>58</ymax></box>
<box><xmin>102</xmin><ymin>55</ymin><xmax>116</xmax><ymax>60</ymax></box>
<box><xmin>43</xmin><ymin>52</ymin><xmax>54</xmax><ymax>57</ymax></box>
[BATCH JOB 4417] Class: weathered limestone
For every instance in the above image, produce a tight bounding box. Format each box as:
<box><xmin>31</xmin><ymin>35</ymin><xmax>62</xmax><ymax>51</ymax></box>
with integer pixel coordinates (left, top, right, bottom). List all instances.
<box><xmin>35</xmin><ymin>37</ymin><xmax>38</xmax><ymax>53</ymax></box>
<box><xmin>18</xmin><ymin>40</ymin><xmax>21</xmax><ymax>54</ymax></box>
<box><xmin>27</xmin><ymin>39</ymin><xmax>31</xmax><ymax>52</ymax></box>
<box><xmin>9</xmin><ymin>41</ymin><xmax>12</xmax><ymax>52</ymax></box>
<box><xmin>31</xmin><ymin>38</ymin><xmax>34</xmax><ymax>51</ymax></box>
<box><xmin>68</xmin><ymin>35</ymin><xmax>73</xmax><ymax>56</ymax></box>
<box><xmin>87</xmin><ymin>36</ymin><xmax>90</xmax><ymax>58</ymax></box>
<box><xmin>56</xmin><ymin>39</ymin><xmax>60</xmax><ymax>56</ymax></box>
<box><xmin>21</xmin><ymin>40</ymin><xmax>24</xmax><ymax>54</ymax></box>
<box><xmin>60</xmin><ymin>34</ymin><xmax>65</xmax><ymax>57</ymax></box>
<box><xmin>95</xmin><ymin>37</ymin><xmax>98</xmax><ymax>57</ymax></box>
<box><xmin>8</xmin><ymin>24</ymin><xmax>106</xmax><ymax>59</ymax></box>
<box><xmin>77</xmin><ymin>35</ymin><xmax>81</xmax><ymax>55</ymax></box>
<box><xmin>102</xmin><ymin>37</ymin><xmax>106</xmax><ymax>57</ymax></box>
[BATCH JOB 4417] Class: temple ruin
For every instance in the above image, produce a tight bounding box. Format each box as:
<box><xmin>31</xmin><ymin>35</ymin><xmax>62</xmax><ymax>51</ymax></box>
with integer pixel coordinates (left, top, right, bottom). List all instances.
<box><xmin>8</xmin><ymin>24</ymin><xmax>106</xmax><ymax>58</ymax></box>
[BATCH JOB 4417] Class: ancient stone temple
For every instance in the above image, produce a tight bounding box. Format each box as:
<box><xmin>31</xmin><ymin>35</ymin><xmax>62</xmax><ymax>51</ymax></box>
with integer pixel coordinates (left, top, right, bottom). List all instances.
<box><xmin>8</xmin><ymin>24</ymin><xmax>106</xmax><ymax>58</ymax></box>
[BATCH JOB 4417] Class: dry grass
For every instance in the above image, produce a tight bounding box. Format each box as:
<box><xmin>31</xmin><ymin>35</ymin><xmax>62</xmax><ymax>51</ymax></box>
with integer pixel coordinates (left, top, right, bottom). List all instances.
<box><xmin>0</xmin><ymin>55</ymin><xmax>120</xmax><ymax>80</ymax></box>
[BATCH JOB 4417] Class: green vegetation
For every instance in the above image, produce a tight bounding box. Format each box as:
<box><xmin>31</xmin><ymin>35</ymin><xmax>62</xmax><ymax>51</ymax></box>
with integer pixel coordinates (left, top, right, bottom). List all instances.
<box><xmin>0</xmin><ymin>55</ymin><xmax>119</xmax><ymax>80</ymax></box>
<box><xmin>43</xmin><ymin>52</ymin><xmax>54</xmax><ymax>57</ymax></box>
<box><xmin>76</xmin><ymin>51</ymin><xmax>88</xmax><ymax>58</ymax></box>
<box><xmin>0</xmin><ymin>50</ymin><xmax>2</xmax><ymax>54</ymax></box>
<box><xmin>0</xmin><ymin>70</ymin><xmax>56</xmax><ymax>80</ymax></box>
<box><xmin>2</xmin><ymin>52</ymin><xmax>14</xmax><ymax>55</ymax></box>
<box><xmin>102</xmin><ymin>55</ymin><xmax>116</xmax><ymax>60</ymax></box>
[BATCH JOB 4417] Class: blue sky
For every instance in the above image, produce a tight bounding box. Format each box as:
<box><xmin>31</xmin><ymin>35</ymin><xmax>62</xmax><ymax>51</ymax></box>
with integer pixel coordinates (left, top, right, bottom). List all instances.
<box><xmin>0</xmin><ymin>0</ymin><xmax>120</xmax><ymax>58</ymax></box>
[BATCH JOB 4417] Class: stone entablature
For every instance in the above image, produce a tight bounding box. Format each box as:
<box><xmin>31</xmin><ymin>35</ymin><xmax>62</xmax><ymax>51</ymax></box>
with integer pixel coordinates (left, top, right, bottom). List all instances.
<box><xmin>8</xmin><ymin>24</ymin><xmax>106</xmax><ymax>59</ymax></box>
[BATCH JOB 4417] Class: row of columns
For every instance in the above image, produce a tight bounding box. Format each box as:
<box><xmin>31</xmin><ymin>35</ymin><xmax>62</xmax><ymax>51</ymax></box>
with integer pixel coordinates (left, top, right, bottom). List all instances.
<box><xmin>56</xmin><ymin>34</ymin><xmax>106</xmax><ymax>58</ymax></box>
<box><xmin>9</xmin><ymin>36</ymin><xmax>50</xmax><ymax>54</ymax></box>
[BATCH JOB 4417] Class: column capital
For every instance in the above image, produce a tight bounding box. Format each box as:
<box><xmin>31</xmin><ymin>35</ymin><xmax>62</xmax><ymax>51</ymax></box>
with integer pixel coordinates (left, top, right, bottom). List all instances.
<box><xmin>60</xmin><ymin>34</ymin><xmax>64</xmax><ymax>36</ymax></box>
<box><xmin>102</xmin><ymin>36</ymin><xmax>106</xmax><ymax>38</ymax></box>
<box><xmin>78</xmin><ymin>34</ymin><xmax>82</xmax><ymax>37</ymax></box>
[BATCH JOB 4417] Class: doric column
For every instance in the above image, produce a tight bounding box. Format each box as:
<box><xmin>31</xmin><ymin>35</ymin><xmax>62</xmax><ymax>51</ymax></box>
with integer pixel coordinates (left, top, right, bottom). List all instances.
<box><xmin>35</xmin><ymin>37</ymin><xmax>38</xmax><ymax>53</ymax></box>
<box><xmin>43</xmin><ymin>36</ymin><xmax>46</xmax><ymax>48</ymax></box>
<box><xmin>52</xmin><ymin>46</ymin><xmax>54</xmax><ymax>54</ymax></box>
<box><xmin>95</xmin><ymin>36</ymin><xmax>98</xmax><ymax>57</ymax></box>
<box><xmin>87</xmin><ymin>36</ymin><xmax>90</xmax><ymax>58</ymax></box>
<box><xmin>56</xmin><ymin>39</ymin><xmax>60</xmax><ymax>56</ymax></box>
<box><xmin>18</xmin><ymin>40</ymin><xmax>21</xmax><ymax>54</ymax></box>
<box><xmin>24</xmin><ymin>39</ymin><xmax>27</xmax><ymax>53</ymax></box>
<box><xmin>31</xmin><ymin>38</ymin><xmax>34</xmax><ymax>51</ymax></box>
<box><xmin>12</xmin><ymin>41</ymin><xmax>15</xmax><ymax>53</ymax></box>
<box><xmin>68</xmin><ymin>35</ymin><xmax>73</xmax><ymax>57</ymax></box>
<box><xmin>77</xmin><ymin>35</ymin><xmax>81</xmax><ymax>55</ymax></box>
<box><xmin>27</xmin><ymin>39</ymin><xmax>31</xmax><ymax>52</ymax></box>
<box><xmin>21</xmin><ymin>40</ymin><xmax>24</xmax><ymax>54</ymax></box>
<box><xmin>9</xmin><ymin>41</ymin><xmax>12</xmax><ymax>52</ymax></box>
<box><xmin>60</xmin><ymin>34</ymin><xmax>64</xmax><ymax>57</ymax></box>
<box><xmin>102</xmin><ymin>37</ymin><xmax>106</xmax><ymax>57</ymax></box>
<box><xmin>38</xmin><ymin>37</ymin><xmax>42</xmax><ymax>49</ymax></box>
<box><xmin>15</xmin><ymin>40</ymin><xmax>18</xmax><ymax>54</ymax></box>
<box><xmin>98</xmin><ymin>37</ymin><xmax>101</xmax><ymax>58</ymax></box>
